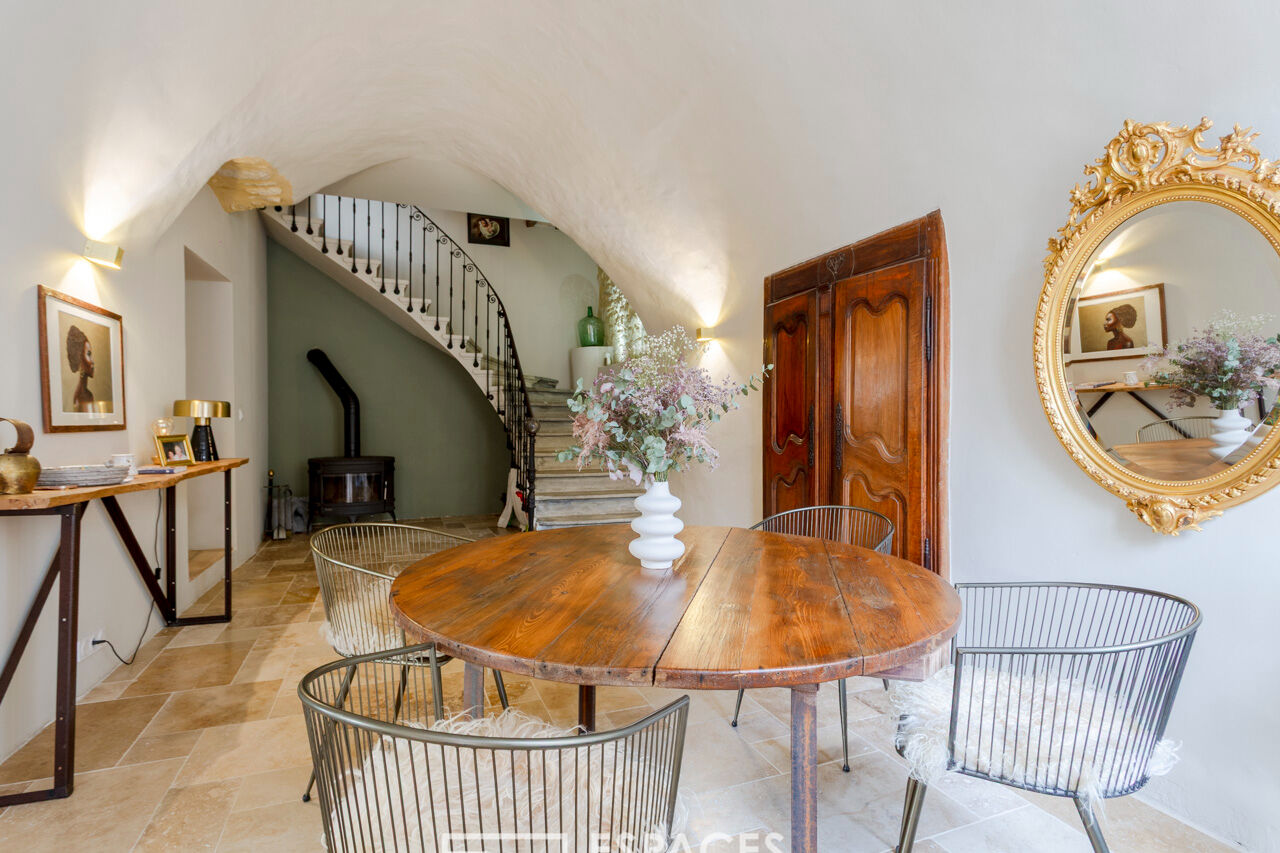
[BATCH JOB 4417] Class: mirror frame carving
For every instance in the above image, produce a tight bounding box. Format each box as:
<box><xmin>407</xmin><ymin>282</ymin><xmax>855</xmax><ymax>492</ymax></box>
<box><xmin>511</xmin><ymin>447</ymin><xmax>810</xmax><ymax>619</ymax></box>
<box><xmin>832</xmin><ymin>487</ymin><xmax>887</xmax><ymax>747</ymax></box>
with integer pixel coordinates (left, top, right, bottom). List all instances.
<box><xmin>1035</xmin><ymin>117</ymin><xmax>1280</xmax><ymax>534</ymax></box>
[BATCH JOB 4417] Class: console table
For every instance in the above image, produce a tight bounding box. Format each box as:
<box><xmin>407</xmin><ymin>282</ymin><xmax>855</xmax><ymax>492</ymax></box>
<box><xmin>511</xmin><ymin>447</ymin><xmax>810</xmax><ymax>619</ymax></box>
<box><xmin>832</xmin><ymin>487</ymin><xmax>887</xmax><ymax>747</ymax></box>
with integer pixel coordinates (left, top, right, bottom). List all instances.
<box><xmin>0</xmin><ymin>457</ymin><xmax>247</xmax><ymax>806</ymax></box>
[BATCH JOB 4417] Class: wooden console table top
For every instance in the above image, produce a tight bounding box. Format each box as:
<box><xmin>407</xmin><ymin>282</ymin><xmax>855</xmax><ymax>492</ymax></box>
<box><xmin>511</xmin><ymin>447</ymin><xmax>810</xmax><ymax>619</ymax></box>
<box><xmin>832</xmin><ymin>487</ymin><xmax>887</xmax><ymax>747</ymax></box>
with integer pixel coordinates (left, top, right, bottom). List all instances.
<box><xmin>0</xmin><ymin>458</ymin><xmax>248</xmax><ymax>510</ymax></box>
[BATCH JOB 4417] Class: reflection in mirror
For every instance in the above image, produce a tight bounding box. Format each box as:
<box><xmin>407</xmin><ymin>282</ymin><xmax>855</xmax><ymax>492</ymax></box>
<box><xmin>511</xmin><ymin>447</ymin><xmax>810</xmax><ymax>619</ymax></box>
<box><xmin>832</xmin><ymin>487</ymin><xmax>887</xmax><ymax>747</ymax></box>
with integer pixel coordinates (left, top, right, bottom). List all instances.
<box><xmin>1063</xmin><ymin>201</ymin><xmax>1280</xmax><ymax>481</ymax></box>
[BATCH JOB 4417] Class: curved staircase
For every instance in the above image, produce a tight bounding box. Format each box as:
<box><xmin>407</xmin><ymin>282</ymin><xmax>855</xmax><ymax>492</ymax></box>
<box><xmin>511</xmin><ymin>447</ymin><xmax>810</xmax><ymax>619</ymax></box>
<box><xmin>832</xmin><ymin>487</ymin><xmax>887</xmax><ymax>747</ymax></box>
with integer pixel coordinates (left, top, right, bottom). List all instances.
<box><xmin>260</xmin><ymin>195</ymin><xmax>640</xmax><ymax>530</ymax></box>
<box><xmin>528</xmin><ymin>391</ymin><xmax>643</xmax><ymax>529</ymax></box>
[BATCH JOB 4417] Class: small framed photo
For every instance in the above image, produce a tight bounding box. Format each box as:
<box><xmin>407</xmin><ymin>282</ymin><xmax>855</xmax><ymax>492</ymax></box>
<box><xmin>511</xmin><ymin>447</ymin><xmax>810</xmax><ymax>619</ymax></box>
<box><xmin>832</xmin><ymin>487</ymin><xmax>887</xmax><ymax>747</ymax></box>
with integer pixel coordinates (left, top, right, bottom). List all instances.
<box><xmin>467</xmin><ymin>213</ymin><xmax>510</xmax><ymax>247</ymax></box>
<box><xmin>155</xmin><ymin>433</ymin><xmax>195</xmax><ymax>466</ymax></box>
<box><xmin>1065</xmin><ymin>282</ymin><xmax>1168</xmax><ymax>363</ymax></box>
<box><xmin>38</xmin><ymin>285</ymin><xmax>126</xmax><ymax>432</ymax></box>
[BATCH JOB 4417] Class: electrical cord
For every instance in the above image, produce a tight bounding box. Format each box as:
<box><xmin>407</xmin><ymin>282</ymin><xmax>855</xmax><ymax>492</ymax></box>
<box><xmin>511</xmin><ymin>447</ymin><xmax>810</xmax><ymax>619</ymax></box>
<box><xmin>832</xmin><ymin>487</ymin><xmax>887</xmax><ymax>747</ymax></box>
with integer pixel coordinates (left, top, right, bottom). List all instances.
<box><xmin>93</xmin><ymin>491</ymin><xmax>165</xmax><ymax>667</ymax></box>
<box><xmin>93</xmin><ymin>602</ymin><xmax>156</xmax><ymax>666</ymax></box>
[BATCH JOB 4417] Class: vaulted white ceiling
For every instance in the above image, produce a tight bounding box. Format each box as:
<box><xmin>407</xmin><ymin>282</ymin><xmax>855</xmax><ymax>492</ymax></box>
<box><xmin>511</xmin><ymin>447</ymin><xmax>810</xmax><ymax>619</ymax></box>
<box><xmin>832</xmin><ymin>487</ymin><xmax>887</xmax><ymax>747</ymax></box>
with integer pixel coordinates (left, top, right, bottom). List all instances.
<box><xmin>28</xmin><ymin>1</ymin><xmax>1280</xmax><ymax>340</ymax></box>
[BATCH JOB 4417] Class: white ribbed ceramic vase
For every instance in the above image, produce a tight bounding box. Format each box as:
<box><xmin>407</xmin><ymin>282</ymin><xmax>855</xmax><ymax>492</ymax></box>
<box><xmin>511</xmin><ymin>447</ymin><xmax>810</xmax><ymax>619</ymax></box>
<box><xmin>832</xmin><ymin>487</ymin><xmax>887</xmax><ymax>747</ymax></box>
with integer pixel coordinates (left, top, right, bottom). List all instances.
<box><xmin>629</xmin><ymin>480</ymin><xmax>685</xmax><ymax>571</ymax></box>
<box><xmin>1209</xmin><ymin>408</ymin><xmax>1252</xmax><ymax>460</ymax></box>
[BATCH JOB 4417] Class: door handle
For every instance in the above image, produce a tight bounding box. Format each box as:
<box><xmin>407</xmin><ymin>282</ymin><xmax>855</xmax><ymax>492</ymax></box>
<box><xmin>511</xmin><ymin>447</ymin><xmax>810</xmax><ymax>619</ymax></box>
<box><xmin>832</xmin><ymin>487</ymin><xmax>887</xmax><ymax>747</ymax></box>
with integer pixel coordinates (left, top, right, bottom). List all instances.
<box><xmin>807</xmin><ymin>405</ymin><xmax>815</xmax><ymax>469</ymax></box>
<box><xmin>834</xmin><ymin>402</ymin><xmax>843</xmax><ymax>470</ymax></box>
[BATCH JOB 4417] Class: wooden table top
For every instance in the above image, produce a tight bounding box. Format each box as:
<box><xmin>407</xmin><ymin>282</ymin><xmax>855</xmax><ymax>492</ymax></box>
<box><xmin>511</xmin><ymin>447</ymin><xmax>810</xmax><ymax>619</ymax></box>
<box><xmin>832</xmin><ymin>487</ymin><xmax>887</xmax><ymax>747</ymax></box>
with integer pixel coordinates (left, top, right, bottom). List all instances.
<box><xmin>1111</xmin><ymin>438</ymin><xmax>1228</xmax><ymax>481</ymax></box>
<box><xmin>390</xmin><ymin>524</ymin><xmax>961</xmax><ymax>690</ymax></box>
<box><xmin>0</xmin><ymin>458</ymin><xmax>248</xmax><ymax>510</ymax></box>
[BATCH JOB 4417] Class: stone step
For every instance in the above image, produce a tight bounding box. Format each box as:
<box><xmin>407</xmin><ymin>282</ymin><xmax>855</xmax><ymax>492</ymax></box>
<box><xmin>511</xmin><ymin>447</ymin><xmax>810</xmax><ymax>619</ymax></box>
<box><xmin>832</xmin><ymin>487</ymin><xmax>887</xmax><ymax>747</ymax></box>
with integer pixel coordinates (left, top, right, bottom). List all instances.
<box><xmin>303</xmin><ymin>233</ymin><xmax>358</xmax><ymax>256</ymax></box>
<box><xmin>528</xmin><ymin>386</ymin><xmax>571</xmax><ymax>401</ymax></box>
<box><xmin>532</xmin><ymin>403</ymin><xmax>572</xmax><ymax>423</ymax></box>
<box><xmin>534</xmin><ymin>436</ymin><xmax>577</xmax><ymax>456</ymax></box>
<box><xmin>534</xmin><ymin>492</ymin><xmax>641</xmax><ymax>521</ymax></box>
<box><xmin>535</xmin><ymin>511</ymin><xmax>636</xmax><ymax>530</ymax></box>
<box><xmin>389</xmin><ymin>294</ymin><xmax>432</xmax><ymax>313</ymax></box>
<box><xmin>535</xmin><ymin>420</ymin><xmax>574</xmax><ymax>437</ymax></box>
<box><xmin>534</xmin><ymin>453</ymin><xmax>584</xmax><ymax>472</ymax></box>
<box><xmin>272</xmin><ymin>210</ymin><xmax>325</xmax><ymax>233</ymax></box>
<box><xmin>537</xmin><ymin>471</ymin><xmax>637</xmax><ymax>494</ymax></box>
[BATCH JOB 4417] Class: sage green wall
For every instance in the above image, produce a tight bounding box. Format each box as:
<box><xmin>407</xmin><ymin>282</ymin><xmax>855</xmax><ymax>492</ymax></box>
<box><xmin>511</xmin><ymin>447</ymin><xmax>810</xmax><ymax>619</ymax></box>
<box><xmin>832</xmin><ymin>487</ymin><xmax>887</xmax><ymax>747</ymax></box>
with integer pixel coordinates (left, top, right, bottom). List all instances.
<box><xmin>267</xmin><ymin>243</ymin><xmax>509</xmax><ymax>518</ymax></box>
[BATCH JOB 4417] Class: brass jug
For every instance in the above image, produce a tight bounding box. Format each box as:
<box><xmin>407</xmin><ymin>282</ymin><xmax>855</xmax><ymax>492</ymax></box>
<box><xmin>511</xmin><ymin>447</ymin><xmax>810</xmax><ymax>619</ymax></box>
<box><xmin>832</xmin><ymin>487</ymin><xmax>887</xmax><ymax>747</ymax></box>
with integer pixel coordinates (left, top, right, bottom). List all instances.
<box><xmin>0</xmin><ymin>418</ymin><xmax>41</xmax><ymax>495</ymax></box>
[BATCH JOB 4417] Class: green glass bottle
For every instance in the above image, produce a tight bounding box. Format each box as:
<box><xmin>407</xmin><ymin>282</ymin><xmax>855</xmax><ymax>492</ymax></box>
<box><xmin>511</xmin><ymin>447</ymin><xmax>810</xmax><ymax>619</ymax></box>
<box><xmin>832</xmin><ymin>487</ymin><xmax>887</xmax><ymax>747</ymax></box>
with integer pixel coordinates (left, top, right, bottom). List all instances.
<box><xmin>578</xmin><ymin>306</ymin><xmax>605</xmax><ymax>347</ymax></box>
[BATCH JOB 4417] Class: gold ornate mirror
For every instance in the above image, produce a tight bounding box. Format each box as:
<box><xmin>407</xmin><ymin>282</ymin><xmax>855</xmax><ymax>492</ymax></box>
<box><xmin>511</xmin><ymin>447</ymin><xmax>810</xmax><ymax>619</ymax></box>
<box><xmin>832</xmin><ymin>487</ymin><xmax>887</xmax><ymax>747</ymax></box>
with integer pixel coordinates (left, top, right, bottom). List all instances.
<box><xmin>1036</xmin><ymin>118</ymin><xmax>1280</xmax><ymax>534</ymax></box>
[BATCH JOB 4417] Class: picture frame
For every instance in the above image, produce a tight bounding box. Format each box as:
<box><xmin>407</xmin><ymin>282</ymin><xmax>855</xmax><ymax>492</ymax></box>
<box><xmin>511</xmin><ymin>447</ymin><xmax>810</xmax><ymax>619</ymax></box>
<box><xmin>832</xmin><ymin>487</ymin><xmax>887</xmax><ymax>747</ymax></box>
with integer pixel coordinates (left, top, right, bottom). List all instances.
<box><xmin>467</xmin><ymin>213</ymin><xmax>510</xmax><ymax>247</ymax></box>
<box><xmin>1064</xmin><ymin>282</ymin><xmax>1167</xmax><ymax>363</ymax></box>
<box><xmin>155</xmin><ymin>433</ymin><xmax>195</xmax><ymax>466</ymax></box>
<box><xmin>37</xmin><ymin>285</ymin><xmax>126</xmax><ymax>432</ymax></box>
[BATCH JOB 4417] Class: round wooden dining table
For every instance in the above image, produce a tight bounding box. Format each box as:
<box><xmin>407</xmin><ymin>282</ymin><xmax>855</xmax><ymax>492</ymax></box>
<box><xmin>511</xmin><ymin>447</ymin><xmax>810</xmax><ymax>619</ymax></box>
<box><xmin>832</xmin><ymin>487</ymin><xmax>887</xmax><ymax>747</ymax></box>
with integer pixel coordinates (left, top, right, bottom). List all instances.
<box><xmin>390</xmin><ymin>523</ymin><xmax>961</xmax><ymax>852</ymax></box>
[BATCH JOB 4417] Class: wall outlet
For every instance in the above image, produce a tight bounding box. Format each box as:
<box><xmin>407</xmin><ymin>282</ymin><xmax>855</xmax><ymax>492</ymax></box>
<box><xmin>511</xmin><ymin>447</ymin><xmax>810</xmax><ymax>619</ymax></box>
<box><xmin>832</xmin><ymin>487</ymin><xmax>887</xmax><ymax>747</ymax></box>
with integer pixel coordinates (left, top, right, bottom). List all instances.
<box><xmin>76</xmin><ymin>629</ymin><xmax>105</xmax><ymax>662</ymax></box>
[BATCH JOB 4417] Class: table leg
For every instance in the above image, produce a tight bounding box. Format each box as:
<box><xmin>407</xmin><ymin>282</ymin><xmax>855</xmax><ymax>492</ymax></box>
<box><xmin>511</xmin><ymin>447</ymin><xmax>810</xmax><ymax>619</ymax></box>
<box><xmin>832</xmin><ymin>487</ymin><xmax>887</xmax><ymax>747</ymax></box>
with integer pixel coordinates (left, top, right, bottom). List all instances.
<box><xmin>578</xmin><ymin>685</ymin><xmax>596</xmax><ymax>733</ymax></box>
<box><xmin>462</xmin><ymin>662</ymin><xmax>485</xmax><ymax>719</ymax></box>
<box><xmin>52</xmin><ymin>505</ymin><xmax>83</xmax><ymax>798</ymax></box>
<box><xmin>222</xmin><ymin>469</ymin><xmax>233</xmax><ymax>618</ymax></box>
<box><xmin>790</xmin><ymin>683</ymin><xmax>818</xmax><ymax>853</ymax></box>
<box><xmin>165</xmin><ymin>485</ymin><xmax>177</xmax><ymax>618</ymax></box>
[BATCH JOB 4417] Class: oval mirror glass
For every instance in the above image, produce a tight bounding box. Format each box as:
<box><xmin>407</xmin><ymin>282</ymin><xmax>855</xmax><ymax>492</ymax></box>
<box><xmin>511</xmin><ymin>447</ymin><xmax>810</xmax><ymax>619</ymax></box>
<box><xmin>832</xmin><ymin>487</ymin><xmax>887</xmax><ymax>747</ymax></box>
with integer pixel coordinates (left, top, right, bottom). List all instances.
<box><xmin>1063</xmin><ymin>200</ymin><xmax>1280</xmax><ymax>482</ymax></box>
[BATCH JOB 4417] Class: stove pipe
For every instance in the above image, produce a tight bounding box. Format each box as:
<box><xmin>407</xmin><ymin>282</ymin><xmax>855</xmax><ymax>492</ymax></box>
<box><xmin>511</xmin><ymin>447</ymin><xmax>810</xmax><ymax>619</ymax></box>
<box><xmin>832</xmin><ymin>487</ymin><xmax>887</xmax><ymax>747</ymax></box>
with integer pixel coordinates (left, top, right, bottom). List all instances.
<box><xmin>307</xmin><ymin>348</ymin><xmax>360</xmax><ymax>457</ymax></box>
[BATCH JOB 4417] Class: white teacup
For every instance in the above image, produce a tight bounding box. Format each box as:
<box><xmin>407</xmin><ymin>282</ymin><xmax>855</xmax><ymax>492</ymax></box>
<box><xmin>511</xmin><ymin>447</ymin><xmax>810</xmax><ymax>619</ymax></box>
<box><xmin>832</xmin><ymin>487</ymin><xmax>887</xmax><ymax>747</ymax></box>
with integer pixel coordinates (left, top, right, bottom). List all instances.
<box><xmin>108</xmin><ymin>452</ymin><xmax>137</xmax><ymax>478</ymax></box>
<box><xmin>1122</xmin><ymin>371</ymin><xmax>1139</xmax><ymax>386</ymax></box>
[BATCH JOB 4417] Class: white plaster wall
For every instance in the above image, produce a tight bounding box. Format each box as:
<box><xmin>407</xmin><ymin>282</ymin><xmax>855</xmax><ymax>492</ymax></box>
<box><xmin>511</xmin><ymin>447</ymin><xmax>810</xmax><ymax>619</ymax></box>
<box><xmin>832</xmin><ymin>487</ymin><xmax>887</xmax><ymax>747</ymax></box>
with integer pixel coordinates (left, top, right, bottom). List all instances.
<box><xmin>0</xmin><ymin>175</ymin><xmax>268</xmax><ymax>764</ymax></box>
<box><xmin>185</xmin><ymin>275</ymin><xmax>237</xmax><ymax>552</ymax></box>
<box><xmin>331</xmin><ymin>158</ymin><xmax>548</xmax><ymax>223</ymax></box>
<box><xmin>7</xmin><ymin>1</ymin><xmax>1280</xmax><ymax>847</ymax></box>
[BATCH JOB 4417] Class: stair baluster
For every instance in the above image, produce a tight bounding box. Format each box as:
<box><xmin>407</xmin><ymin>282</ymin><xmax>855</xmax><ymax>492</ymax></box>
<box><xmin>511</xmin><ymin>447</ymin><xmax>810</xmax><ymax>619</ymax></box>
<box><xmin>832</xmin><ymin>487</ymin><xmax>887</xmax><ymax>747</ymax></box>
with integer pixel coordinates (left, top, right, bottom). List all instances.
<box><xmin>320</xmin><ymin>196</ymin><xmax>329</xmax><ymax>253</ymax></box>
<box><xmin>350</xmin><ymin>197</ymin><xmax>358</xmax><ymax>273</ymax></box>
<box><xmin>335</xmin><ymin>196</ymin><xmax>343</xmax><ymax>256</ymax></box>
<box><xmin>365</xmin><ymin>202</ymin><xmax>372</xmax><ymax>274</ymax></box>
<box><xmin>447</xmin><ymin>247</ymin><xmax>456</xmax><ymax>350</ymax></box>
<box><xmin>266</xmin><ymin>193</ymin><xmax>540</xmax><ymax>525</ymax></box>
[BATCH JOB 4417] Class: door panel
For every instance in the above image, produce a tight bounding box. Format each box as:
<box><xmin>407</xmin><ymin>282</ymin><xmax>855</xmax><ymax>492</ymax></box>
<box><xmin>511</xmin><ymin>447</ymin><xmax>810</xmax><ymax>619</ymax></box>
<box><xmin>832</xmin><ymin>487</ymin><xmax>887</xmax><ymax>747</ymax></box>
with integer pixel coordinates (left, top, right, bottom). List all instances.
<box><xmin>833</xmin><ymin>260</ymin><xmax>927</xmax><ymax>563</ymax></box>
<box><xmin>761</xmin><ymin>210</ymin><xmax>948</xmax><ymax>576</ymax></box>
<box><xmin>763</xmin><ymin>290</ymin><xmax>820</xmax><ymax>515</ymax></box>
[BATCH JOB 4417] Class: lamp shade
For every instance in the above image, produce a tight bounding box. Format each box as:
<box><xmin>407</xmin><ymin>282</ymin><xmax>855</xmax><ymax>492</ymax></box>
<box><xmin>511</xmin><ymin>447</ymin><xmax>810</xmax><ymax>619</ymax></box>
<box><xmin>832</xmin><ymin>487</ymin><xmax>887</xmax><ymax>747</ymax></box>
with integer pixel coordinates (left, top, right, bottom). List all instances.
<box><xmin>172</xmin><ymin>399</ymin><xmax>230</xmax><ymax>421</ymax></box>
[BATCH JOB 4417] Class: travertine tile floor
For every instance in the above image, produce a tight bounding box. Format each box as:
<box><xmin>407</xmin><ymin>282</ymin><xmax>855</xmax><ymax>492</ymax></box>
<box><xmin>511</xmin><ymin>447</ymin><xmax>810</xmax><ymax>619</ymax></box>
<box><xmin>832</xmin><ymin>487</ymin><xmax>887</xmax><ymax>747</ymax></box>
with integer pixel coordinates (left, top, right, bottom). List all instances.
<box><xmin>0</xmin><ymin>515</ymin><xmax>1237</xmax><ymax>851</ymax></box>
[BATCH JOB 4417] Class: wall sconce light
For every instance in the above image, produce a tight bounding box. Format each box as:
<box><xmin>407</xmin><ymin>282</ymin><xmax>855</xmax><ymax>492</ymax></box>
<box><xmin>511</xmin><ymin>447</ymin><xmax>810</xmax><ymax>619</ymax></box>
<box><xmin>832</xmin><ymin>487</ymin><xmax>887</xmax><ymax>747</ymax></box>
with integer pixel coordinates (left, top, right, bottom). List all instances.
<box><xmin>696</xmin><ymin>326</ymin><xmax>717</xmax><ymax>342</ymax></box>
<box><xmin>83</xmin><ymin>239</ymin><xmax>124</xmax><ymax>270</ymax></box>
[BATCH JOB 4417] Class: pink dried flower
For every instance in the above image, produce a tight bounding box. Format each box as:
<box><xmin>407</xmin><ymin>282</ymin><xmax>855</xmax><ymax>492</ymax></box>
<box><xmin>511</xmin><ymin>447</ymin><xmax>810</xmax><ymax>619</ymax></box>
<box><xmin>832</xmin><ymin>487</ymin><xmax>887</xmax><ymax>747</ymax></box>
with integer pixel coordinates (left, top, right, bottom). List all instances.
<box><xmin>555</xmin><ymin>326</ymin><xmax>771</xmax><ymax>486</ymax></box>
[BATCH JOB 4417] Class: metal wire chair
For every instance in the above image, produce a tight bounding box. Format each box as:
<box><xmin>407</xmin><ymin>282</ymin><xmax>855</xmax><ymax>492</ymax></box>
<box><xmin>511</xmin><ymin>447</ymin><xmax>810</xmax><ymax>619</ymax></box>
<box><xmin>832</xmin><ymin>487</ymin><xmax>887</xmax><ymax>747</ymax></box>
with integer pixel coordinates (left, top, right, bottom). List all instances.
<box><xmin>1135</xmin><ymin>415</ymin><xmax>1217</xmax><ymax>442</ymax></box>
<box><xmin>895</xmin><ymin>582</ymin><xmax>1201</xmax><ymax>853</ymax></box>
<box><xmin>305</xmin><ymin>523</ymin><xmax>510</xmax><ymax>802</ymax></box>
<box><xmin>730</xmin><ymin>505</ymin><xmax>895</xmax><ymax>772</ymax></box>
<box><xmin>301</xmin><ymin>644</ymin><xmax>690</xmax><ymax>853</ymax></box>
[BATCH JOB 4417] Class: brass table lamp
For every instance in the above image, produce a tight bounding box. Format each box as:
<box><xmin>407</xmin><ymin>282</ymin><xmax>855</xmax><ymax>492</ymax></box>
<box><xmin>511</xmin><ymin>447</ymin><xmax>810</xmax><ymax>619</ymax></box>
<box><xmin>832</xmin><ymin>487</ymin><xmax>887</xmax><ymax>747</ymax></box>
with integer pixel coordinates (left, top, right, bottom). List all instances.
<box><xmin>173</xmin><ymin>399</ymin><xmax>230</xmax><ymax>462</ymax></box>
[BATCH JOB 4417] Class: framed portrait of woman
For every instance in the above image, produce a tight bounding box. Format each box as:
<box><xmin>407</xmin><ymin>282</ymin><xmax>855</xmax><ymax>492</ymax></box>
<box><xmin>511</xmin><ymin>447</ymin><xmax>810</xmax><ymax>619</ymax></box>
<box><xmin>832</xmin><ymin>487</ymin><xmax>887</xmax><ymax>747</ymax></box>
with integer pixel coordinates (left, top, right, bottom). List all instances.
<box><xmin>37</xmin><ymin>285</ymin><xmax>126</xmax><ymax>432</ymax></box>
<box><xmin>1063</xmin><ymin>282</ymin><xmax>1167</xmax><ymax>363</ymax></box>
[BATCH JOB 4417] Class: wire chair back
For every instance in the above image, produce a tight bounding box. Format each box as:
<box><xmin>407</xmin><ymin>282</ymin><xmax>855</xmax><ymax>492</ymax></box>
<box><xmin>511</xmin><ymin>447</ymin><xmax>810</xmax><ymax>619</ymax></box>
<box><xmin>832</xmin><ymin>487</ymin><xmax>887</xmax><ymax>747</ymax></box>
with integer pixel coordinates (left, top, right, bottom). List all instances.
<box><xmin>311</xmin><ymin>523</ymin><xmax>472</xmax><ymax>658</ymax></box>
<box><xmin>948</xmin><ymin>582</ymin><xmax>1200</xmax><ymax>798</ymax></box>
<box><xmin>301</xmin><ymin>645</ymin><xmax>690</xmax><ymax>853</ymax></box>
<box><xmin>1135</xmin><ymin>416</ymin><xmax>1217</xmax><ymax>443</ymax></box>
<box><xmin>751</xmin><ymin>504</ymin><xmax>894</xmax><ymax>554</ymax></box>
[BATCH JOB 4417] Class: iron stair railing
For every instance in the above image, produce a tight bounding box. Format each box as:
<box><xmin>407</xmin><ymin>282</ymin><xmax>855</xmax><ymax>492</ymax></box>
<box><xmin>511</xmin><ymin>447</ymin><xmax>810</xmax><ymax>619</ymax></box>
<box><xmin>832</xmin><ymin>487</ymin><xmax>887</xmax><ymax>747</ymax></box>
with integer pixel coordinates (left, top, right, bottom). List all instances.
<box><xmin>275</xmin><ymin>194</ymin><xmax>539</xmax><ymax>524</ymax></box>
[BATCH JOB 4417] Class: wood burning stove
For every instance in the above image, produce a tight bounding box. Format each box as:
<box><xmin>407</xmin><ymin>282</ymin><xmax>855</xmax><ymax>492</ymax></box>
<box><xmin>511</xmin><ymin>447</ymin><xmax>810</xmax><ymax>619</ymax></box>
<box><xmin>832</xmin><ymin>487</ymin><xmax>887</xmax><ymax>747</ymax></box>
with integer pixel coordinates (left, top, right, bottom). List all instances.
<box><xmin>306</xmin><ymin>349</ymin><xmax>395</xmax><ymax>524</ymax></box>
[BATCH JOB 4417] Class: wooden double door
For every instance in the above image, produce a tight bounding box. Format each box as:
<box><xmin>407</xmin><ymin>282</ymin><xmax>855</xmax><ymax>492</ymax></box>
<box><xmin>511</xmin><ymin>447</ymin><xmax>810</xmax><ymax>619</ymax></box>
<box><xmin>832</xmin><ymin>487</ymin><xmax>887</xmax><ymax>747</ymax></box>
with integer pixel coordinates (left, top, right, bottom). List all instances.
<box><xmin>762</xmin><ymin>211</ymin><xmax>949</xmax><ymax>575</ymax></box>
